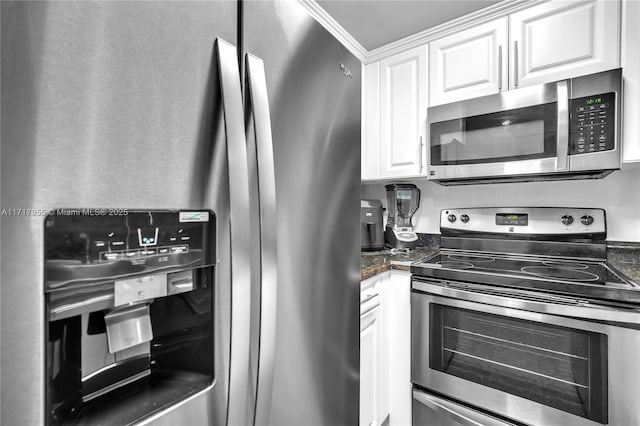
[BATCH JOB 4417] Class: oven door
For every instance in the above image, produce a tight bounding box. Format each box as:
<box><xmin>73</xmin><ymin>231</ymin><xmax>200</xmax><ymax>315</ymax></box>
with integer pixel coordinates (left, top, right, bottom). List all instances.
<box><xmin>411</xmin><ymin>278</ymin><xmax>640</xmax><ymax>426</ymax></box>
<box><xmin>427</xmin><ymin>79</ymin><xmax>569</xmax><ymax>181</ymax></box>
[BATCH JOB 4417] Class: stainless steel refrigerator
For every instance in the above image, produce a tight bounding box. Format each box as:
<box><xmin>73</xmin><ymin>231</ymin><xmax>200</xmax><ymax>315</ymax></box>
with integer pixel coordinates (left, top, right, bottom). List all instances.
<box><xmin>1</xmin><ymin>1</ymin><xmax>361</xmax><ymax>425</ymax></box>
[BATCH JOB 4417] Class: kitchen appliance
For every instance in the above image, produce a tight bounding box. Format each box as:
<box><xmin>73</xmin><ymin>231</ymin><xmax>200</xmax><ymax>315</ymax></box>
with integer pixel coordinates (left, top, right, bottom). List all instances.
<box><xmin>427</xmin><ymin>68</ymin><xmax>622</xmax><ymax>184</ymax></box>
<box><xmin>361</xmin><ymin>199</ymin><xmax>384</xmax><ymax>251</ymax></box>
<box><xmin>385</xmin><ymin>184</ymin><xmax>420</xmax><ymax>249</ymax></box>
<box><xmin>45</xmin><ymin>210</ymin><xmax>216</xmax><ymax>424</ymax></box>
<box><xmin>411</xmin><ymin>207</ymin><xmax>640</xmax><ymax>426</ymax></box>
<box><xmin>1</xmin><ymin>2</ymin><xmax>360</xmax><ymax>425</ymax></box>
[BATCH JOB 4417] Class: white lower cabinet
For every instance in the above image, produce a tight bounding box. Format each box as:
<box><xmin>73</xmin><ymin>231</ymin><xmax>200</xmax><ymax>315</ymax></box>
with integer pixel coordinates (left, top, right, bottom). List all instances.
<box><xmin>361</xmin><ymin>270</ymin><xmax>411</xmax><ymax>426</ymax></box>
<box><xmin>360</xmin><ymin>296</ymin><xmax>381</xmax><ymax>426</ymax></box>
<box><xmin>360</xmin><ymin>274</ymin><xmax>385</xmax><ymax>426</ymax></box>
<box><xmin>383</xmin><ymin>270</ymin><xmax>412</xmax><ymax>426</ymax></box>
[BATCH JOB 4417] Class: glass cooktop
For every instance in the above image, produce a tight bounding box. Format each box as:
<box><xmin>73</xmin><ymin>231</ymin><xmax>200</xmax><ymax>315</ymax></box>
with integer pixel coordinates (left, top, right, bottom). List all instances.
<box><xmin>413</xmin><ymin>251</ymin><xmax>631</xmax><ymax>288</ymax></box>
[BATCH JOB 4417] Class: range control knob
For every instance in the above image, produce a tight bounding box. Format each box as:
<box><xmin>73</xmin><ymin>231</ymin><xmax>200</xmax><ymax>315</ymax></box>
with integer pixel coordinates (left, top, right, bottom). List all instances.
<box><xmin>580</xmin><ymin>215</ymin><xmax>594</xmax><ymax>226</ymax></box>
<box><xmin>561</xmin><ymin>215</ymin><xmax>574</xmax><ymax>226</ymax></box>
<box><xmin>447</xmin><ymin>214</ymin><xmax>457</xmax><ymax>223</ymax></box>
<box><xmin>460</xmin><ymin>214</ymin><xmax>470</xmax><ymax>223</ymax></box>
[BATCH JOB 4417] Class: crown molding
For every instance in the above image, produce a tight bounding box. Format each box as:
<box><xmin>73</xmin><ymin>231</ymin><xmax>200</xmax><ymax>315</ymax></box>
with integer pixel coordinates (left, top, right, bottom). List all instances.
<box><xmin>300</xmin><ymin>0</ymin><xmax>546</xmax><ymax>64</ymax></box>
<box><xmin>298</xmin><ymin>0</ymin><xmax>368</xmax><ymax>62</ymax></box>
<box><xmin>365</xmin><ymin>0</ymin><xmax>543</xmax><ymax>63</ymax></box>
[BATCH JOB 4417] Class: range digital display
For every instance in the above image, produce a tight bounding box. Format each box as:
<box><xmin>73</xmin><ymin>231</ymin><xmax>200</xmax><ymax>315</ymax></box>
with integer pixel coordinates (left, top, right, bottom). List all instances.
<box><xmin>496</xmin><ymin>213</ymin><xmax>528</xmax><ymax>226</ymax></box>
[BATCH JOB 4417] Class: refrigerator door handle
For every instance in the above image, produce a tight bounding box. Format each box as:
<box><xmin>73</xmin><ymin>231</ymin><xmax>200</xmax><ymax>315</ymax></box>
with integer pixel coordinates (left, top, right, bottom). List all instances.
<box><xmin>245</xmin><ymin>53</ymin><xmax>278</xmax><ymax>426</ymax></box>
<box><xmin>216</xmin><ymin>38</ymin><xmax>253</xmax><ymax>426</ymax></box>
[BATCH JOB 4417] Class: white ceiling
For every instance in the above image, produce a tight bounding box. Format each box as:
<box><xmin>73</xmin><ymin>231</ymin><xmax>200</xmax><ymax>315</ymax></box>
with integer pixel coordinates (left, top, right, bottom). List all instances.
<box><xmin>316</xmin><ymin>0</ymin><xmax>503</xmax><ymax>51</ymax></box>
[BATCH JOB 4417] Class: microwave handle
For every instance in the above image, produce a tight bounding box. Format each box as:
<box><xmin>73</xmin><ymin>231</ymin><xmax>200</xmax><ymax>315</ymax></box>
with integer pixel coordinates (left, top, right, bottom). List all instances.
<box><xmin>556</xmin><ymin>80</ymin><xmax>569</xmax><ymax>171</ymax></box>
<box><xmin>513</xmin><ymin>41</ymin><xmax>518</xmax><ymax>88</ymax></box>
<box><xmin>498</xmin><ymin>45</ymin><xmax>502</xmax><ymax>91</ymax></box>
<box><xmin>418</xmin><ymin>136</ymin><xmax>423</xmax><ymax>173</ymax></box>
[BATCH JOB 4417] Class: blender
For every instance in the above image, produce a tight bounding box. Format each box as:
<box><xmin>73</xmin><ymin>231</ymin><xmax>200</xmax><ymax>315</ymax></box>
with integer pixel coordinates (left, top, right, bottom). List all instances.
<box><xmin>385</xmin><ymin>183</ymin><xmax>420</xmax><ymax>249</ymax></box>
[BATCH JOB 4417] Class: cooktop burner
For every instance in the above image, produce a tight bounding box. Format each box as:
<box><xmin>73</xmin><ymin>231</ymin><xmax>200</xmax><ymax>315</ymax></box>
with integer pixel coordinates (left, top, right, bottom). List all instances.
<box><xmin>520</xmin><ymin>265</ymin><xmax>600</xmax><ymax>282</ymax></box>
<box><xmin>436</xmin><ymin>260</ymin><xmax>474</xmax><ymax>269</ymax></box>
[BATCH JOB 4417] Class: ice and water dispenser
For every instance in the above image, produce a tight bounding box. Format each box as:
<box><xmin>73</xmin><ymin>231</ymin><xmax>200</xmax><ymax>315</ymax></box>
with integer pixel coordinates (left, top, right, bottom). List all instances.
<box><xmin>45</xmin><ymin>210</ymin><xmax>216</xmax><ymax>424</ymax></box>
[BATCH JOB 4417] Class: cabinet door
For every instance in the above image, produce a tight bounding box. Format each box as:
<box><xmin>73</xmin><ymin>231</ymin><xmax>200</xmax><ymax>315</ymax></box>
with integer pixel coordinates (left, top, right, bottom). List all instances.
<box><xmin>509</xmin><ymin>0</ymin><xmax>620</xmax><ymax>89</ymax></box>
<box><xmin>384</xmin><ymin>270</ymin><xmax>411</xmax><ymax>426</ymax></box>
<box><xmin>379</xmin><ymin>45</ymin><xmax>427</xmax><ymax>178</ymax></box>
<box><xmin>360</xmin><ymin>304</ymin><xmax>381</xmax><ymax>426</ymax></box>
<box><xmin>429</xmin><ymin>17</ymin><xmax>508</xmax><ymax>106</ymax></box>
<box><xmin>622</xmin><ymin>0</ymin><xmax>640</xmax><ymax>162</ymax></box>
<box><xmin>362</xmin><ymin>62</ymin><xmax>381</xmax><ymax>180</ymax></box>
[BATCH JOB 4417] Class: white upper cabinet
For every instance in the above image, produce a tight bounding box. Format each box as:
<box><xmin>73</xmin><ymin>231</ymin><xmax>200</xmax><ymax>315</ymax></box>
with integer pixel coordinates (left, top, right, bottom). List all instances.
<box><xmin>622</xmin><ymin>0</ymin><xmax>640</xmax><ymax>162</ymax></box>
<box><xmin>509</xmin><ymin>0</ymin><xmax>620</xmax><ymax>89</ymax></box>
<box><xmin>429</xmin><ymin>18</ymin><xmax>508</xmax><ymax>106</ymax></box>
<box><xmin>379</xmin><ymin>45</ymin><xmax>428</xmax><ymax>178</ymax></box>
<box><xmin>362</xmin><ymin>62</ymin><xmax>381</xmax><ymax>180</ymax></box>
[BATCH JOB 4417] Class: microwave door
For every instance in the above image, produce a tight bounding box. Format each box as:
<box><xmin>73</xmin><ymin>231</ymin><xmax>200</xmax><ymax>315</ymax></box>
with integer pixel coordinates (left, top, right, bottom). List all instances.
<box><xmin>427</xmin><ymin>80</ymin><xmax>562</xmax><ymax>182</ymax></box>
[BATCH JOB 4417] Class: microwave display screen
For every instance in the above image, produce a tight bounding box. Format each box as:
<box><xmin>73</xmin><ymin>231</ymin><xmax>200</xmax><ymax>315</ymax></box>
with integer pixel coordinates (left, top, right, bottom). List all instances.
<box><xmin>496</xmin><ymin>213</ymin><xmax>528</xmax><ymax>226</ymax></box>
<box><xmin>430</xmin><ymin>102</ymin><xmax>558</xmax><ymax>166</ymax></box>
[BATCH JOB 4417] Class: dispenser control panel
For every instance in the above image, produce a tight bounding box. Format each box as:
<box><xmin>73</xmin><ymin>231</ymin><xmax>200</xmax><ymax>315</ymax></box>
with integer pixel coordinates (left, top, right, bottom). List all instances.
<box><xmin>44</xmin><ymin>210</ymin><xmax>215</xmax><ymax>288</ymax></box>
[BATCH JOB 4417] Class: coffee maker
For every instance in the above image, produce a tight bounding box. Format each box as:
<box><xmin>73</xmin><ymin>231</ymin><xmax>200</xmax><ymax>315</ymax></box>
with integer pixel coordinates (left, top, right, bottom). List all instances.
<box><xmin>361</xmin><ymin>199</ymin><xmax>384</xmax><ymax>251</ymax></box>
<box><xmin>385</xmin><ymin>183</ymin><xmax>420</xmax><ymax>249</ymax></box>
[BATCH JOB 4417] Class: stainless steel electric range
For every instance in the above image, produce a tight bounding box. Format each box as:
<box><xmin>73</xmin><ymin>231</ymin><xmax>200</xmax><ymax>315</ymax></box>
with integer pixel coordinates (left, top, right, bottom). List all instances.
<box><xmin>410</xmin><ymin>207</ymin><xmax>640</xmax><ymax>426</ymax></box>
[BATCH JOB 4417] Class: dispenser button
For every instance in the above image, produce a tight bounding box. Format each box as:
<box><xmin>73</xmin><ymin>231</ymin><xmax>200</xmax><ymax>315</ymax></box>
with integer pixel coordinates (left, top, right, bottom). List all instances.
<box><xmin>101</xmin><ymin>251</ymin><xmax>123</xmax><ymax>261</ymax></box>
<box><xmin>124</xmin><ymin>250</ymin><xmax>139</xmax><ymax>258</ymax></box>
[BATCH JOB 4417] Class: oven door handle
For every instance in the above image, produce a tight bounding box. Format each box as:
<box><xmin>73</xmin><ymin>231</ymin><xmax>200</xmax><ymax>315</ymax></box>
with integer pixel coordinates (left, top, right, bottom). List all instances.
<box><xmin>413</xmin><ymin>389</ymin><xmax>517</xmax><ymax>426</ymax></box>
<box><xmin>412</xmin><ymin>279</ymin><xmax>640</xmax><ymax>325</ymax></box>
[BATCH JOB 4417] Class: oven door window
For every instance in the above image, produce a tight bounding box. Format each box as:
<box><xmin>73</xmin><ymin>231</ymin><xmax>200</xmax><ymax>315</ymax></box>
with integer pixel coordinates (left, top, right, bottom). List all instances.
<box><xmin>430</xmin><ymin>304</ymin><xmax>607</xmax><ymax>424</ymax></box>
<box><xmin>430</xmin><ymin>102</ymin><xmax>558</xmax><ymax>165</ymax></box>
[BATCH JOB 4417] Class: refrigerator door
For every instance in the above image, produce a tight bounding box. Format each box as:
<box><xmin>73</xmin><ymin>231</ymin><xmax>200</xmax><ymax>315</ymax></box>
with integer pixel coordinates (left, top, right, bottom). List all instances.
<box><xmin>242</xmin><ymin>2</ymin><xmax>361</xmax><ymax>425</ymax></box>
<box><xmin>1</xmin><ymin>2</ymin><xmax>243</xmax><ymax>425</ymax></box>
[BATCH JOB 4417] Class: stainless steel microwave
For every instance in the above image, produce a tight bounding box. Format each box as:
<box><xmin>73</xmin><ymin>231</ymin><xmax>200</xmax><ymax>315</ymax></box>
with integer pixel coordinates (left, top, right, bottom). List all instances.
<box><xmin>427</xmin><ymin>68</ymin><xmax>622</xmax><ymax>185</ymax></box>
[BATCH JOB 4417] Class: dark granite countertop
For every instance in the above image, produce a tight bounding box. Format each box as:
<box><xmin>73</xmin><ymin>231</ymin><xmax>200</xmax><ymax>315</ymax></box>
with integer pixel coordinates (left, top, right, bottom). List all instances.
<box><xmin>607</xmin><ymin>241</ymin><xmax>640</xmax><ymax>285</ymax></box>
<box><xmin>361</xmin><ymin>241</ymin><xmax>640</xmax><ymax>286</ymax></box>
<box><xmin>360</xmin><ymin>248</ymin><xmax>437</xmax><ymax>281</ymax></box>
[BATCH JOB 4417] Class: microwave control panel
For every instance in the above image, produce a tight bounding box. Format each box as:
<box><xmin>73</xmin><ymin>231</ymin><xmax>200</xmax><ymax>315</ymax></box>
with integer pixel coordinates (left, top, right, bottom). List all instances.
<box><xmin>569</xmin><ymin>92</ymin><xmax>615</xmax><ymax>155</ymax></box>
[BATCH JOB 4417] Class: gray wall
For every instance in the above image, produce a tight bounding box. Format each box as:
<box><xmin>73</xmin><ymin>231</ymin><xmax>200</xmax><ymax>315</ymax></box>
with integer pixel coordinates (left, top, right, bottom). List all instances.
<box><xmin>362</xmin><ymin>162</ymin><xmax>640</xmax><ymax>241</ymax></box>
